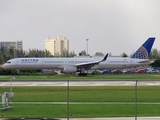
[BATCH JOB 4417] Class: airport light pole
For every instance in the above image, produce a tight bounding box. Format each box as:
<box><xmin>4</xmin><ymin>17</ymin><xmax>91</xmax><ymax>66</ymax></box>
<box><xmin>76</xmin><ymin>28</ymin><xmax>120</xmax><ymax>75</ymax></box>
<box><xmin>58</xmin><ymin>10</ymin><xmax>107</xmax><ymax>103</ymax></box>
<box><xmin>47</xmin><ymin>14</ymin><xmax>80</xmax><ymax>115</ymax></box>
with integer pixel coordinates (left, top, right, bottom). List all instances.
<box><xmin>86</xmin><ymin>39</ymin><xmax>89</xmax><ymax>55</ymax></box>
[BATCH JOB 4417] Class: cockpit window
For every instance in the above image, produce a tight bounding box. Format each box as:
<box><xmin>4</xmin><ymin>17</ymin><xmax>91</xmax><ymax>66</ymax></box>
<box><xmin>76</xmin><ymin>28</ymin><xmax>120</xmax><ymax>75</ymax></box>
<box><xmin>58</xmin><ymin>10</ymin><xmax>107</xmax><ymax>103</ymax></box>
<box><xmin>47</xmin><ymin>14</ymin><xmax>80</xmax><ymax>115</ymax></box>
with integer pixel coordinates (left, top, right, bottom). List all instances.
<box><xmin>6</xmin><ymin>61</ymin><xmax>11</xmax><ymax>64</ymax></box>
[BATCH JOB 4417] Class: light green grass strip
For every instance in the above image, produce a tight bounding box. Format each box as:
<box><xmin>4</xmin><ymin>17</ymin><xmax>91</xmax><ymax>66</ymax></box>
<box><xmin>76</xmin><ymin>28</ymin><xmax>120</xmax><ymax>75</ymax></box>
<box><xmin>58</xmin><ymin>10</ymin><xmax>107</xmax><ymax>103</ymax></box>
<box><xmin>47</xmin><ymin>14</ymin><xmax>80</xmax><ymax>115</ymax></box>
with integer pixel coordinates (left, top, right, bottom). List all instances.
<box><xmin>1</xmin><ymin>74</ymin><xmax>160</xmax><ymax>80</ymax></box>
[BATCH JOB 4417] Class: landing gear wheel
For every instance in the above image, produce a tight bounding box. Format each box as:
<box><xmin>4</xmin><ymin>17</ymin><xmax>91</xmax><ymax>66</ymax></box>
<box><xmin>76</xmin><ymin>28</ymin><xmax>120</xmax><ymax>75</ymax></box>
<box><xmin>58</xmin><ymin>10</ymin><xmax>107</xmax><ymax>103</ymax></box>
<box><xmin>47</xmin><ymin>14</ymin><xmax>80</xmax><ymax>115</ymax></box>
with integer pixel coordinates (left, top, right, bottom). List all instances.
<box><xmin>78</xmin><ymin>73</ymin><xmax>87</xmax><ymax>76</ymax></box>
<box><xmin>17</xmin><ymin>70</ymin><xmax>20</xmax><ymax>76</ymax></box>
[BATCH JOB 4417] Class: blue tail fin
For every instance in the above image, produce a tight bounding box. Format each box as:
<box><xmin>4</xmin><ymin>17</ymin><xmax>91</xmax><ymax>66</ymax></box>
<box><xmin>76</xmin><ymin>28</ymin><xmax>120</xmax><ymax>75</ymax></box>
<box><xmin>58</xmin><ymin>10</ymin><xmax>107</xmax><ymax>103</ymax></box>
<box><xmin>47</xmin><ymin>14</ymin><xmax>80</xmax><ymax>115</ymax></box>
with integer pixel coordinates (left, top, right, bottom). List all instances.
<box><xmin>131</xmin><ymin>37</ymin><xmax>155</xmax><ymax>59</ymax></box>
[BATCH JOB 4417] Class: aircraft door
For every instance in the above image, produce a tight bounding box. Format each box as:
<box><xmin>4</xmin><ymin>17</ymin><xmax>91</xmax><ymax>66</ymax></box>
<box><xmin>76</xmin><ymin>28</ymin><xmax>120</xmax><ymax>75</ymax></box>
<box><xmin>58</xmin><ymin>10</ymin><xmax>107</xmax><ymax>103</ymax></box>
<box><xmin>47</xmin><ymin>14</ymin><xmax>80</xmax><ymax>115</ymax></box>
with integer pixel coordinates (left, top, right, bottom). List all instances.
<box><xmin>130</xmin><ymin>59</ymin><xmax>133</xmax><ymax>67</ymax></box>
<box><xmin>41</xmin><ymin>60</ymin><xmax>45</xmax><ymax>65</ymax></box>
<box><xmin>15</xmin><ymin>59</ymin><xmax>20</xmax><ymax>65</ymax></box>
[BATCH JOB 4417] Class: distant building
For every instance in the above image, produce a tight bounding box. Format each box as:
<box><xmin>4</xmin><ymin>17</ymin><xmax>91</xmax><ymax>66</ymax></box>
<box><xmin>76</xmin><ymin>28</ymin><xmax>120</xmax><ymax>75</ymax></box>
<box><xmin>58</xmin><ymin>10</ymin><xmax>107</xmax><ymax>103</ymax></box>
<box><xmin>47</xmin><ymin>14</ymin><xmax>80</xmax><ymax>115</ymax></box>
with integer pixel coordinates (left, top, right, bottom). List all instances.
<box><xmin>0</xmin><ymin>40</ymin><xmax>23</xmax><ymax>51</ymax></box>
<box><xmin>45</xmin><ymin>36</ymin><xmax>69</xmax><ymax>56</ymax></box>
<box><xmin>95</xmin><ymin>52</ymin><xmax>104</xmax><ymax>56</ymax></box>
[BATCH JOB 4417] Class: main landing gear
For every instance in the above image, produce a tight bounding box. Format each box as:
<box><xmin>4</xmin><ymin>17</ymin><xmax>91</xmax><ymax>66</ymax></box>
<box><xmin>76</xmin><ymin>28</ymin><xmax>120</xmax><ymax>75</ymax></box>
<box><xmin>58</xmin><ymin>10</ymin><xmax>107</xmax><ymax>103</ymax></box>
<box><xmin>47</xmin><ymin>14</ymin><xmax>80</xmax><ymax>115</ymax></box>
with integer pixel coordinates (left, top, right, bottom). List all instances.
<box><xmin>77</xmin><ymin>68</ymin><xmax>88</xmax><ymax>76</ymax></box>
<box><xmin>78</xmin><ymin>73</ymin><xmax>87</xmax><ymax>76</ymax></box>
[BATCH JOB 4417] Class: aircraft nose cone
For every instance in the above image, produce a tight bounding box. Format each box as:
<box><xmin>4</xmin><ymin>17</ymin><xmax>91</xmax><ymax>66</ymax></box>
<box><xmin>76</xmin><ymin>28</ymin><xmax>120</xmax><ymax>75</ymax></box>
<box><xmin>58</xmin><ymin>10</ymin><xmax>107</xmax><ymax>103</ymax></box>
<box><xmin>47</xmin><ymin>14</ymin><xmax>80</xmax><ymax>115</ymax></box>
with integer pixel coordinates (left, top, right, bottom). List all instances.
<box><xmin>2</xmin><ymin>64</ymin><xmax>6</xmax><ymax>69</ymax></box>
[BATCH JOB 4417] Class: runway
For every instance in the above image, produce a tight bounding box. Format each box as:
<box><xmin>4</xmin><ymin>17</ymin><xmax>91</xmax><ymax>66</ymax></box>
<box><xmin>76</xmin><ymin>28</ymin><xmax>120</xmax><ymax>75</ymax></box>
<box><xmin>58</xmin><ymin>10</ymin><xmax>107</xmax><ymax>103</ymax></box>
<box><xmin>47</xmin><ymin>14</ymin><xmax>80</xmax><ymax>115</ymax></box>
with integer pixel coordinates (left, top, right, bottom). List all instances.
<box><xmin>1</xmin><ymin>80</ymin><xmax>160</xmax><ymax>86</ymax></box>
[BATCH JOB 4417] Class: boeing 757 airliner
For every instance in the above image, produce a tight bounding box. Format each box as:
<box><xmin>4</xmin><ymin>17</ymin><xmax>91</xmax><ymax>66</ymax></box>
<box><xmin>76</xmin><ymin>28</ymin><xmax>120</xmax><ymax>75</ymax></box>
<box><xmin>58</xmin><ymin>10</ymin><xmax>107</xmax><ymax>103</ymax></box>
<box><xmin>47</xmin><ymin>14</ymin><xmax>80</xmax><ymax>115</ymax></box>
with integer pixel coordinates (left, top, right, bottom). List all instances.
<box><xmin>2</xmin><ymin>37</ymin><xmax>155</xmax><ymax>76</ymax></box>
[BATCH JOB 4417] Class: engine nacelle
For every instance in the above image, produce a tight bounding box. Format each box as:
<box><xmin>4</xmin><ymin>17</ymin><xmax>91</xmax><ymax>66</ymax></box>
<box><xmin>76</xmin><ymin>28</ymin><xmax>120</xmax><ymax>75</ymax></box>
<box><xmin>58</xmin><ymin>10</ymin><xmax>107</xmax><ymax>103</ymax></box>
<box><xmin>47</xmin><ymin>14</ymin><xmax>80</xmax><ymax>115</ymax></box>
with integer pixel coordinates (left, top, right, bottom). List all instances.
<box><xmin>62</xmin><ymin>66</ymin><xmax>77</xmax><ymax>73</ymax></box>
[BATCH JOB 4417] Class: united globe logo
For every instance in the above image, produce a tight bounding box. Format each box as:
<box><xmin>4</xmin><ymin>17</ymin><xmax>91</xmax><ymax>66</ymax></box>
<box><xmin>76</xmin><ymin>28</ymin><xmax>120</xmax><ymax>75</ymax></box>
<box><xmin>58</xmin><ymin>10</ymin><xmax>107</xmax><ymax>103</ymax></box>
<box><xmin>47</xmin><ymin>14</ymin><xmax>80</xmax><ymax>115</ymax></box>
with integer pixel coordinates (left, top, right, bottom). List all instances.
<box><xmin>132</xmin><ymin>46</ymin><xmax>148</xmax><ymax>59</ymax></box>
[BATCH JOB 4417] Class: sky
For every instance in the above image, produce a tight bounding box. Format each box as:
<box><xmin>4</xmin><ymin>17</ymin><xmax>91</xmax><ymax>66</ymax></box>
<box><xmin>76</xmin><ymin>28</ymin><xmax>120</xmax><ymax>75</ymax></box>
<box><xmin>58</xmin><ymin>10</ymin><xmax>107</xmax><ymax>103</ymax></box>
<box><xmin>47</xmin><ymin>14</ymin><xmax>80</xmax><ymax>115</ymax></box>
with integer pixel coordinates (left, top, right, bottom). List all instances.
<box><xmin>0</xmin><ymin>0</ymin><xmax>160</xmax><ymax>56</ymax></box>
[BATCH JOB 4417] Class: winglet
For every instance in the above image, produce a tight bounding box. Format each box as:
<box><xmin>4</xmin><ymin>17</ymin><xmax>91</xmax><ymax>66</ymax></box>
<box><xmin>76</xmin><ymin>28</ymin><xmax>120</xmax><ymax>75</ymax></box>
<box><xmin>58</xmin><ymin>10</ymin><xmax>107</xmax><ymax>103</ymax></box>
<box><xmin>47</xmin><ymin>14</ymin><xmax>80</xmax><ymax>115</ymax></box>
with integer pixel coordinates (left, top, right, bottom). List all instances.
<box><xmin>101</xmin><ymin>53</ymin><xmax>108</xmax><ymax>62</ymax></box>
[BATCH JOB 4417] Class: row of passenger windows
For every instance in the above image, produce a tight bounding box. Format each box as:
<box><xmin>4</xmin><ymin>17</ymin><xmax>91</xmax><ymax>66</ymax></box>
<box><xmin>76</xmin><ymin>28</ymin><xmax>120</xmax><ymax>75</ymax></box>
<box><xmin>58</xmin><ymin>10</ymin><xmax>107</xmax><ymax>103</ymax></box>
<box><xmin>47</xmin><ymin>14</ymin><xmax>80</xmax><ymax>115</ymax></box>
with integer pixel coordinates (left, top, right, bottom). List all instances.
<box><xmin>44</xmin><ymin>61</ymin><xmax>129</xmax><ymax>64</ymax></box>
<box><xmin>44</xmin><ymin>61</ymin><xmax>91</xmax><ymax>63</ymax></box>
<box><xmin>110</xmin><ymin>61</ymin><xmax>129</xmax><ymax>63</ymax></box>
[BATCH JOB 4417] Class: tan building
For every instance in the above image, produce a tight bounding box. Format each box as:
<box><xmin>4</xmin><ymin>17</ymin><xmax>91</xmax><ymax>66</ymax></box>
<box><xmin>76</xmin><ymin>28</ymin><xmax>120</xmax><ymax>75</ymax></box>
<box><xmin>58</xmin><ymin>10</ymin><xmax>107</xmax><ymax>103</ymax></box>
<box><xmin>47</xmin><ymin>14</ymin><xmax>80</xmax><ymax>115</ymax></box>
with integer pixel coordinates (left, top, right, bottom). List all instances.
<box><xmin>45</xmin><ymin>36</ymin><xmax>69</xmax><ymax>56</ymax></box>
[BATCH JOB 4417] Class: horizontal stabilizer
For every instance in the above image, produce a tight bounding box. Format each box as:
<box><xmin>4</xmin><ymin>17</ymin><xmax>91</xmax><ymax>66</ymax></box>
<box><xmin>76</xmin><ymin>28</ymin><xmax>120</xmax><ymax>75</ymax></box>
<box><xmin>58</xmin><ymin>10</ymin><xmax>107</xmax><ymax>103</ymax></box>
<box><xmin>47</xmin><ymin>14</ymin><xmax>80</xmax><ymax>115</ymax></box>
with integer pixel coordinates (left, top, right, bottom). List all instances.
<box><xmin>138</xmin><ymin>59</ymin><xmax>155</xmax><ymax>64</ymax></box>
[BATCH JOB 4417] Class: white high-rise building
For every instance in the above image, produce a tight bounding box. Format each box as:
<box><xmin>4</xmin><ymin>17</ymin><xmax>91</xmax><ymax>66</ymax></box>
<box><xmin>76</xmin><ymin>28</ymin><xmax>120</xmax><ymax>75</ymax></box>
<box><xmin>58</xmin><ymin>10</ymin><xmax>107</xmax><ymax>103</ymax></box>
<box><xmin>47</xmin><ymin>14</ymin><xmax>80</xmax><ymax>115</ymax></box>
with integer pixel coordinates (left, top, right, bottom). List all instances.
<box><xmin>45</xmin><ymin>36</ymin><xmax>69</xmax><ymax>56</ymax></box>
<box><xmin>0</xmin><ymin>40</ymin><xmax>23</xmax><ymax>51</ymax></box>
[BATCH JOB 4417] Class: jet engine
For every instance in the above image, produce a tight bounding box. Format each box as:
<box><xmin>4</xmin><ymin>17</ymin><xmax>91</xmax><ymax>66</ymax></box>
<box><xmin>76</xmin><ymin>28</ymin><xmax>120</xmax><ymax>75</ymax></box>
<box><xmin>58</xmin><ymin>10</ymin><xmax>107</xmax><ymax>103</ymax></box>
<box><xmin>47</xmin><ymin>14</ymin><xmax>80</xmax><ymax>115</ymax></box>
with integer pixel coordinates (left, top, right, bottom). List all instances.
<box><xmin>62</xmin><ymin>66</ymin><xmax>77</xmax><ymax>73</ymax></box>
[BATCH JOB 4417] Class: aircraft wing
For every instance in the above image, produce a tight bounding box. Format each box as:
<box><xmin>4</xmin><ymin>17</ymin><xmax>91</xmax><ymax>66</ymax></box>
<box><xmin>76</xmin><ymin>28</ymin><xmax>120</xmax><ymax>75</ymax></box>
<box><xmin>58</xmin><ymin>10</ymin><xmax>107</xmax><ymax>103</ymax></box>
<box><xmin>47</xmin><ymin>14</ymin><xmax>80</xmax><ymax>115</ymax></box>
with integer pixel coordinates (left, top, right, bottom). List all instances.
<box><xmin>75</xmin><ymin>53</ymin><xmax>108</xmax><ymax>68</ymax></box>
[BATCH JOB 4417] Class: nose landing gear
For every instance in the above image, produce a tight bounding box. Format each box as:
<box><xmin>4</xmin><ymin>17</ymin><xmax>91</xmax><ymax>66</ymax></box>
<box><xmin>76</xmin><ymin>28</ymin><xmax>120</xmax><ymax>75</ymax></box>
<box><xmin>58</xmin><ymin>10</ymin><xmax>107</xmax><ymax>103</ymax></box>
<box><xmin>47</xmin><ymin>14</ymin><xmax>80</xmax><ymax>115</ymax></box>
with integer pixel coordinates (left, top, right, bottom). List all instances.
<box><xmin>16</xmin><ymin>69</ymin><xmax>20</xmax><ymax>76</ymax></box>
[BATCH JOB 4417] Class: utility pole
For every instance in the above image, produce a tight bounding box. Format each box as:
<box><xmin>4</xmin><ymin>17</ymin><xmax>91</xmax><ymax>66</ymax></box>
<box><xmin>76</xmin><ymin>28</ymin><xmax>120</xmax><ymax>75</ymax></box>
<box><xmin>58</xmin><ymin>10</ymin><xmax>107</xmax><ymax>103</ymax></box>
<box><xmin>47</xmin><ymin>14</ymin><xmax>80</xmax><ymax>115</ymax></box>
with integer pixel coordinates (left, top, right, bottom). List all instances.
<box><xmin>86</xmin><ymin>39</ymin><xmax>89</xmax><ymax>55</ymax></box>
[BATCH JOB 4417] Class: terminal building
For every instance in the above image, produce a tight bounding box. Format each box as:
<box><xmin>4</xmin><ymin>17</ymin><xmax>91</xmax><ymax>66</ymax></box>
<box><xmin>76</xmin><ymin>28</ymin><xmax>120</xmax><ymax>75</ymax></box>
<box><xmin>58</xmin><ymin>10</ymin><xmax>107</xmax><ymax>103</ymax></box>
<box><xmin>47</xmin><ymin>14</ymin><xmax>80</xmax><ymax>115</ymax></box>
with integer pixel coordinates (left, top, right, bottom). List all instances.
<box><xmin>0</xmin><ymin>40</ymin><xmax>23</xmax><ymax>51</ymax></box>
<box><xmin>45</xmin><ymin>36</ymin><xmax>69</xmax><ymax>56</ymax></box>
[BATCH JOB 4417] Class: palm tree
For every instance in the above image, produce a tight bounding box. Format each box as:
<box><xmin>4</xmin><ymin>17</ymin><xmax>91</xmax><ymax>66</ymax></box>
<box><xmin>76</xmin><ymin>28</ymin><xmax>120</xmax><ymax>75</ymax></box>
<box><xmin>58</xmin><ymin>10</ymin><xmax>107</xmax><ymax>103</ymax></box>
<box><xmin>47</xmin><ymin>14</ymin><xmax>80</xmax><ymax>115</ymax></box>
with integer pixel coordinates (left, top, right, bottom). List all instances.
<box><xmin>0</xmin><ymin>47</ymin><xmax>6</xmax><ymax>63</ymax></box>
<box><xmin>8</xmin><ymin>47</ymin><xmax>14</xmax><ymax>59</ymax></box>
<box><xmin>150</xmin><ymin>48</ymin><xmax>160</xmax><ymax>59</ymax></box>
<box><xmin>121</xmin><ymin>52</ymin><xmax>128</xmax><ymax>57</ymax></box>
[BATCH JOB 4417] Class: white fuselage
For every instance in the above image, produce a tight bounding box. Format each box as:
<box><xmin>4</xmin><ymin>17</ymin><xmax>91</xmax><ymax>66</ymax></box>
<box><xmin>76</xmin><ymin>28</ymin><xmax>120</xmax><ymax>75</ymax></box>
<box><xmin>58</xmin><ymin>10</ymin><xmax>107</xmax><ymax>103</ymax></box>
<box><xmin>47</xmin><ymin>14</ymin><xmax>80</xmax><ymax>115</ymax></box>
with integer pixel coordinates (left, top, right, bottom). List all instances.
<box><xmin>2</xmin><ymin>57</ymin><xmax>151</xmax><ymax>71</ymax></box>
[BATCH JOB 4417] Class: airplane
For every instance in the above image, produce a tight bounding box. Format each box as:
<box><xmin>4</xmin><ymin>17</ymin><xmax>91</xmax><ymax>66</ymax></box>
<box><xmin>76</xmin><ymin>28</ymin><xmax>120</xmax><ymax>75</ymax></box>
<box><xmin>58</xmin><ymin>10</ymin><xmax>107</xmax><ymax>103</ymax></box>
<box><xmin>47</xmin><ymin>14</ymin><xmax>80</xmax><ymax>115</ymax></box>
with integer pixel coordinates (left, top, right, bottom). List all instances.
<box><xmin>2</xmin><ymin>37</ymin><xmax>155</xmax><ymax>76</ymax></box>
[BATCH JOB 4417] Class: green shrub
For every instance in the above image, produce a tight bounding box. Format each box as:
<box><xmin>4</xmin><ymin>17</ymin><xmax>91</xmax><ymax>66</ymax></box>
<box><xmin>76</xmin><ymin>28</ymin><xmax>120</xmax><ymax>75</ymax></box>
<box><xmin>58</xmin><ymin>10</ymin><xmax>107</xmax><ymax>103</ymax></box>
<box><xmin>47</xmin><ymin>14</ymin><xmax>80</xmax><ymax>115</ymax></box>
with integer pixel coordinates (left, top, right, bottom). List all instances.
<box><xmin>91</xmin><ymin>70</ymin><xmax>102</xmax><ymax>75</ymax></box>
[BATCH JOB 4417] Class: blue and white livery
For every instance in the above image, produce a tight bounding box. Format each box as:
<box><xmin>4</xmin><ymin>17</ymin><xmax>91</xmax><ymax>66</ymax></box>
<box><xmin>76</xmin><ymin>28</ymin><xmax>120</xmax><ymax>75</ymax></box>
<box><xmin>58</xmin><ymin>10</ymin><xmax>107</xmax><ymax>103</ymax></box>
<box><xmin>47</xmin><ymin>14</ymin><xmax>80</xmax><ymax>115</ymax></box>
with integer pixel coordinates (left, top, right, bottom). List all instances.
<box><xmin>131</xmin><ymin>38</ymin><xmax>155</xmax><ymax>59</ymax></box>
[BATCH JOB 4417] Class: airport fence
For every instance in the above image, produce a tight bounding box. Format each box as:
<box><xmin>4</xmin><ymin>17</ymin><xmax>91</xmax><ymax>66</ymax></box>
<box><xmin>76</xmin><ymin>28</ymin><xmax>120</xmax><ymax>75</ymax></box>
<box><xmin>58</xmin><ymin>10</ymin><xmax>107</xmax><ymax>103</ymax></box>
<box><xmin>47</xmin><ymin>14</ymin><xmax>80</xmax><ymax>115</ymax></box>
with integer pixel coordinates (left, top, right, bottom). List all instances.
<box><xmin>0</xmin><ymin>80</ymin><xmax>160</xmax><ymax>120</ymax></box>
<box><xmin>65</xmin><ymin>80</ymin><xmax>160</xmax><ymax>120</ymax></box>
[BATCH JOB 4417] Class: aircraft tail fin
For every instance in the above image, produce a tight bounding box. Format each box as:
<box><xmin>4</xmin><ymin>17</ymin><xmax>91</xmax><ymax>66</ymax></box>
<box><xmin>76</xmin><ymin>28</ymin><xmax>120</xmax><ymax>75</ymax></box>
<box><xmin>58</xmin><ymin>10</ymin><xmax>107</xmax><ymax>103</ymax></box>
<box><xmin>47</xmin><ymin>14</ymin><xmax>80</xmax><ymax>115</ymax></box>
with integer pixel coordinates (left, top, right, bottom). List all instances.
<box><xmin>131</xmin><ymin>37</ymin><xmax>155</xmax><ymax>59</ymax></box>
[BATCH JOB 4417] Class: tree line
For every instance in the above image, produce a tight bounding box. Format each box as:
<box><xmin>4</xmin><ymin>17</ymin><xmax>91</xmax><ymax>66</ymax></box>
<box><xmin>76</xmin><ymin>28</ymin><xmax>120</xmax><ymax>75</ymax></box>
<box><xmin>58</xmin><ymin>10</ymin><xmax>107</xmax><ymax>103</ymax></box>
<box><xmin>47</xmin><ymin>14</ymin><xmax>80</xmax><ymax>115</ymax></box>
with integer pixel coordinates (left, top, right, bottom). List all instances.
<box><xmin>0</xmin><ymin>47</ymin><xmax>77</xmax><ymax>65</ymax></box>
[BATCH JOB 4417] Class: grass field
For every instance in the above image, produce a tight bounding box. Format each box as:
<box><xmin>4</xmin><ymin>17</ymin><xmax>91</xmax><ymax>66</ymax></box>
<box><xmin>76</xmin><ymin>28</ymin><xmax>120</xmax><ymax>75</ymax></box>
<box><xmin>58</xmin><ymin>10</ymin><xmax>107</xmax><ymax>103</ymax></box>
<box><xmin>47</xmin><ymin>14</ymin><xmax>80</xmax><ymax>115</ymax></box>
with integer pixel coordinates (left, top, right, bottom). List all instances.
<box><xmin>1</xmin><ymin>86</ymin><xmax>160</xmax><ymax>102</ymax></box>
<box><xmin>0</xmin><ymin>74</ymin><xmax>160</xmax><ymax>80</ymax></box>
<box><xmin>1</xmin><ymin>86</ymin><xmax>160</xmax><ymax>118</ymax></box>
<box><xmin>1</xmin><ymin>104</ymin><xmax>160</xmax><ymax>118</ymax></box>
